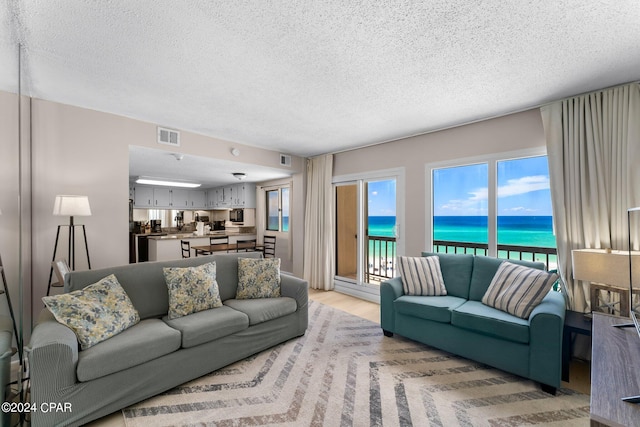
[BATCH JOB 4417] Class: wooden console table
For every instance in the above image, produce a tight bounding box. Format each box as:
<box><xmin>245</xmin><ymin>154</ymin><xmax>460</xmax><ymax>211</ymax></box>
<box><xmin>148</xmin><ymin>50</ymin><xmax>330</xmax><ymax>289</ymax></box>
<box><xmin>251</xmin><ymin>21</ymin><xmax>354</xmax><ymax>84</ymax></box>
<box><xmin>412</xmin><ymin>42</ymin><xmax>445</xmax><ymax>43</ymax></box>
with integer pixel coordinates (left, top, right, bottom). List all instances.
<box><xmin>590</xmin><ymin>312</ymin><xmax>640</xmax><ymax>426</ymax></box>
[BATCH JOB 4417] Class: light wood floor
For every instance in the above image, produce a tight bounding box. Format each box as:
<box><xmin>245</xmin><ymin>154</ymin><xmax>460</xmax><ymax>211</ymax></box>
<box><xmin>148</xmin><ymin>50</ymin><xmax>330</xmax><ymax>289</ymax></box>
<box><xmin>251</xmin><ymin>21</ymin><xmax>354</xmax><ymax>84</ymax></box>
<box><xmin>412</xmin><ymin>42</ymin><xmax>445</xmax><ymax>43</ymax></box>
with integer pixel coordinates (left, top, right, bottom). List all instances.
<box><xmin>88</xmin><ymin>289</ymin><xmax>590</xmax><ymax>425</ymax></box>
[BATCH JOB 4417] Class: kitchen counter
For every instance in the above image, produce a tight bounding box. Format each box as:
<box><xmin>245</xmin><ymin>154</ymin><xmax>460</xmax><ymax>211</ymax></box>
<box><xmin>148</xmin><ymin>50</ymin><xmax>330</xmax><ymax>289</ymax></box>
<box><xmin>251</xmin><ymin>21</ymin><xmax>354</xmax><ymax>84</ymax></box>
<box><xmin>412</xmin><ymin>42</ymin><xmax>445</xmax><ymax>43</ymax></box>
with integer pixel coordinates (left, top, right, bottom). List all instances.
<box><xmin>147</xmin><ymin>232</ymin><xmax>257</xmax><ymax>261</ymax></box>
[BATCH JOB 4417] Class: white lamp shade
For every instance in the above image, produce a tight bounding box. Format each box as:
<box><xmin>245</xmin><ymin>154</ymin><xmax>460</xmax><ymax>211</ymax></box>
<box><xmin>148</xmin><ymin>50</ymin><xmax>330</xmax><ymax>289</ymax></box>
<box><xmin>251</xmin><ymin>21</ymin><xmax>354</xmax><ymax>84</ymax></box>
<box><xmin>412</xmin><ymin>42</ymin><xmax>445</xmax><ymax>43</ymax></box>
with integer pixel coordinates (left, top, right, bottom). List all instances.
<box><xmin>53</xmin><ymin>195</ymin><xmax>92</xmax><ymax>216</ymax></box>
<box><xmin>572</xmin><ymin>248</ymin><xmax>640</xmax><ymax>288</ymax></box>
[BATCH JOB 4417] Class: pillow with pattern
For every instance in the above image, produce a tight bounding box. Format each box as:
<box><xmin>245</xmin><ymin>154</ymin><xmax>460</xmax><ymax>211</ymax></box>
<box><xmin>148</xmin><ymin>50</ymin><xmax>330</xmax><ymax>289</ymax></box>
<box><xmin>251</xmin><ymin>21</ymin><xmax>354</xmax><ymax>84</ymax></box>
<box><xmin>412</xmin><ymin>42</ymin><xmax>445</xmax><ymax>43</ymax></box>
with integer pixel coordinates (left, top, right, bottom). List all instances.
<box><xmin>398</xmin><ymin>255</ymin><xmax>447</xmax><ymax>296</ymax></box>
<box><xmin>482</xmin><ymin>261</ymin><xmax>558</xmax><ymax>319</ymax></box>
<box><xmin>42</xmin><ymin>274</ymin><xmax>140</xmax><ymax>350</ymax></box>
<box><xmin>236</xmin><ymin>258</ymin><xmax>281</xmax><ymax>299</ymax></box>
<box><xmin>163</xmin><ymin>262</ymin><xmax>223</xmax><ymax>320</ymax></box>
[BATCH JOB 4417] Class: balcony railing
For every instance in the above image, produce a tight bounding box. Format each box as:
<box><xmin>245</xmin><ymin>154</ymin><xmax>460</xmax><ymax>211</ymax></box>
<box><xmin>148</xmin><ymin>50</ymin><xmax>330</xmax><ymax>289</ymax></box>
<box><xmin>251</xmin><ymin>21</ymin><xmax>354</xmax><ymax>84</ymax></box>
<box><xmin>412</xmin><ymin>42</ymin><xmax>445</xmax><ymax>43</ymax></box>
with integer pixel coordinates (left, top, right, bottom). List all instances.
<box><xmin>364</xmin><ymin>238</ymin><xmax>557</xmax><ymax>285</ymax></box>
<box><xmin>432</xmin><ymin>240</ymin><xmax>558</xmax><ymax>271</ymax></box>
<box><xmin>366</xmin><ymin>236</ymin><xmax>396</xmax><ymax>283</ymax></box>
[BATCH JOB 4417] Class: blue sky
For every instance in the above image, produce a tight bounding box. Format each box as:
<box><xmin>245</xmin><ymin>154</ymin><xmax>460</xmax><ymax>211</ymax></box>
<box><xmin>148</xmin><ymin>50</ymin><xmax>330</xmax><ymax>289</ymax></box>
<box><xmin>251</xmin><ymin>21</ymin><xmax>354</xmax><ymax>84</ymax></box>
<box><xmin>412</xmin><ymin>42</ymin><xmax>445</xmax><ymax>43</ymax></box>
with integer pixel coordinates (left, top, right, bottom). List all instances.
<box><xmin>433</xmin><ymin>156</ymin><xmax>553</xmax><ymax>216</ymax></box>
<box><xmin>368</xmin><ymin>180</ymin><xmax>396</xmax><ymax>216</ymax></box>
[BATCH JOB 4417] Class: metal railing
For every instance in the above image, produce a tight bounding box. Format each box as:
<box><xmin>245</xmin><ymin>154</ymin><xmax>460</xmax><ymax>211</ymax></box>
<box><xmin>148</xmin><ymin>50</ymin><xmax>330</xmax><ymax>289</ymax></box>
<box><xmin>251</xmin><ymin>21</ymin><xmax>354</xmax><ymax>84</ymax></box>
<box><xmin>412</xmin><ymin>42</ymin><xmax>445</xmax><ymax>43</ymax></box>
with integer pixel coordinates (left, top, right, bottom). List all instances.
<box><xmin>432</xmin><ymin>240</ymin><xmax>557</xmax><ymax>271</ymax></box>
<box><xmin>366</xmin><ymin>236</ymin><xmax>396</xmax><ymax>283</ymax></box>
<box><xmin>363</xmin><ymin>238</ymin><xmax>557</xmax><ymax>285</ymax></box>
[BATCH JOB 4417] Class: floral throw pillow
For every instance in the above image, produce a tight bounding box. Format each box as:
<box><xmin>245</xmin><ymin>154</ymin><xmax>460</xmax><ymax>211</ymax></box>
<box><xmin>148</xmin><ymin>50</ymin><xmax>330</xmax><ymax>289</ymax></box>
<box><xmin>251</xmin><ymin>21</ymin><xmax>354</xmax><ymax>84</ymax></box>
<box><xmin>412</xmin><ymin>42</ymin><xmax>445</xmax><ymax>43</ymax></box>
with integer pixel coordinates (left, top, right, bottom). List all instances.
<box><xmin>42</xmin><ymin>274</ymin><xmax>140</xmax><ymax>350</ymax></box>
<box><xmin>236</xmin><ymin>258</ymin><xmax>281</xmax><ymax>299</ymax></box>
<box><xmin>163</xmin><ymin>262</ymin><xmax>223</xmax><ymax>320</ymax></box>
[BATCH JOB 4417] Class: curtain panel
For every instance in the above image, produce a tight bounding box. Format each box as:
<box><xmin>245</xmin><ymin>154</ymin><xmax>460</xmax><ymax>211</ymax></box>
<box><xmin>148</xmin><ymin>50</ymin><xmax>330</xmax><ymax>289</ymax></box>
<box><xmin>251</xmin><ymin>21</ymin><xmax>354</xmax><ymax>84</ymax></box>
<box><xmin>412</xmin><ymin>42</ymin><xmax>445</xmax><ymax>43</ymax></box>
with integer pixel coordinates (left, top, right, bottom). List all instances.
<box><xmin>541</xmin><ymin>83</ymin><xmax>640</xmax><ymax>312</ymax></box>
<box><xmin>303</xmin><ymin>154</ymin><xmax>335</xmax><ymax>290</ymax></box>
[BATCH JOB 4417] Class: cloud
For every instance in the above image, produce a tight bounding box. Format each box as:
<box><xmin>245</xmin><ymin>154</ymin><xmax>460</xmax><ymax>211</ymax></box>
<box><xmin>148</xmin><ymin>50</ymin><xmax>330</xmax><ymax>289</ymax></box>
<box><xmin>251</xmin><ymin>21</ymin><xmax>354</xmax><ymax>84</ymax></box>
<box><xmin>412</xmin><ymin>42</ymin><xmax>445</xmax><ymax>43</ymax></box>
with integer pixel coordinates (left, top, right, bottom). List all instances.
<box><xmin>498</xmin><ymin>175</ymin><xmax>549</xmax><ymax>197</ymax></box>
<box><xmin>503</xmin><ymin>206</ymin><xmax>538</xmax><ymax>213</ymax></box>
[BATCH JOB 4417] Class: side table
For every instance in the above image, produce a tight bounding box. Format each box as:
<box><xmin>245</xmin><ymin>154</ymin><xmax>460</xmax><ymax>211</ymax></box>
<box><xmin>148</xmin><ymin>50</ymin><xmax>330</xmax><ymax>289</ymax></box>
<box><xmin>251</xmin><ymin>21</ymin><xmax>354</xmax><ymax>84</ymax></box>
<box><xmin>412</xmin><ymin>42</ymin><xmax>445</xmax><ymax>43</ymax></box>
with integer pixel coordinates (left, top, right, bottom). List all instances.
<box><xmin>562</xmin><ymin>310</ymin><xmax>592</xmax><ymax>382</ymax></box>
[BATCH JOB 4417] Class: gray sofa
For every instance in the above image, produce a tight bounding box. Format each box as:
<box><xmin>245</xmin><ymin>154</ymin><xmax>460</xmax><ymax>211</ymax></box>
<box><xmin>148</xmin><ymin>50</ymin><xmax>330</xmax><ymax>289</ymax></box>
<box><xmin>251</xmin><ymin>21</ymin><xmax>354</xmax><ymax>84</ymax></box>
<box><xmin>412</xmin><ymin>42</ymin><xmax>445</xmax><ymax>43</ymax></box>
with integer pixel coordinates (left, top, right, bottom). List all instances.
<box><xmin>26</xmin><ymin>252</ymin><xmax>308</xmax><ymax>426</ymax></box>
<box><xmin>381</xmin><ymin>252</ymin><xmax>565</xmax><ymax>393</ymax></box>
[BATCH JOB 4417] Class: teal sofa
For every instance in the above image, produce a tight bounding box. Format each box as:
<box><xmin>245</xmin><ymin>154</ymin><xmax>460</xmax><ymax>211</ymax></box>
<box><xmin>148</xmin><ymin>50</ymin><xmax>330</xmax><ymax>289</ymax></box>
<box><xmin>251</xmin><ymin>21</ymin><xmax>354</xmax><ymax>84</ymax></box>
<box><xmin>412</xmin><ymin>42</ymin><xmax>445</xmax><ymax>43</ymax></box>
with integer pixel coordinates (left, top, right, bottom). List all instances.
<box><xmin>26</xmin><ymin>252</ymin><xmax>308</xmax><ymax>426</ymax></box>
<box><xmin>380</xmin><ymin>252</ymin><xmax>565</xmax><ymax>393</ymax></box>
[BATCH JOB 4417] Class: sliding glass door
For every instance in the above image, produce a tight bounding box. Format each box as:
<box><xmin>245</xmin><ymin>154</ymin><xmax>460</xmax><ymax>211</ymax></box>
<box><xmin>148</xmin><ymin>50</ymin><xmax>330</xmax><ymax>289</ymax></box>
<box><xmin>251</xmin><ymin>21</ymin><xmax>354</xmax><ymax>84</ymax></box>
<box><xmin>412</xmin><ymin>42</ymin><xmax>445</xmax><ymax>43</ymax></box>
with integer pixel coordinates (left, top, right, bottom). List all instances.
<box><xmin>334</xmin><ymin>171</ymin><xmax>401</xmax><ymax>291</ymax></box>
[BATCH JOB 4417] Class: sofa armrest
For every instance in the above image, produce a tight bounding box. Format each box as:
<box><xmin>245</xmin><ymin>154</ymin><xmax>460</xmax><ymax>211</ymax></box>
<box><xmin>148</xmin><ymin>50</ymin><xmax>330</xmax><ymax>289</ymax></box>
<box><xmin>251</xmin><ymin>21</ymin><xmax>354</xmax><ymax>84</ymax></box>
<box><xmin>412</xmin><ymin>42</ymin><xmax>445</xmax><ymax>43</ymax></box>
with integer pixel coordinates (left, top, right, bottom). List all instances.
<box><xmin>380</xmin><ymin>277</ymin><xmax>403</xmax><ymax>333</ymax></box>
<box><xmin>25</xmin><ymin>309</ymin><xmax>79</xmax><ymax>393</ymax></box>
<box><xmin>280</xmin><ymin>273</ymin><xmax>309</xmax><ymax>335</ymax></box>
<box><xmin>528</xmin><ymin>291</ymin><xmax>566</xmax><ymax>388</ymax></box>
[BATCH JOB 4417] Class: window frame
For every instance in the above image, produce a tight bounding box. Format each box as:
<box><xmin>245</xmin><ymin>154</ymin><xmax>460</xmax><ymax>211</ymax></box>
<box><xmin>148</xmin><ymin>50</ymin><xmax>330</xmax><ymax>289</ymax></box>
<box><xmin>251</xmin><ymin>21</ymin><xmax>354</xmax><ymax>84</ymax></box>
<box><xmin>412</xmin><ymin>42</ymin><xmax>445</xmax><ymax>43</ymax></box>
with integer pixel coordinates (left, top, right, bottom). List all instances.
<box><xmin>265</xmin><ymin>185</ymin><xmax>290</xmax><ymax>233</ymax></box>
<box><xmin>425</xmin><ymin>147</ymin><xmax>550</xmax><ymax>256</ymax></box>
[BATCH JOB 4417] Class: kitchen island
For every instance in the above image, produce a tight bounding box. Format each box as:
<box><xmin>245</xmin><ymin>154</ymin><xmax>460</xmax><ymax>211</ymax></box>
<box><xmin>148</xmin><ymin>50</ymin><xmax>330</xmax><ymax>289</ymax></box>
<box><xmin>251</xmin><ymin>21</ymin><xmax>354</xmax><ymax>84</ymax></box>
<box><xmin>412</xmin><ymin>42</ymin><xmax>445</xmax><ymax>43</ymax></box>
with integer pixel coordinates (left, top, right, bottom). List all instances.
<box><xmin>147</xmin><ymin>231</ymin><xmax>257</xmax><ymax>262</ymax></box>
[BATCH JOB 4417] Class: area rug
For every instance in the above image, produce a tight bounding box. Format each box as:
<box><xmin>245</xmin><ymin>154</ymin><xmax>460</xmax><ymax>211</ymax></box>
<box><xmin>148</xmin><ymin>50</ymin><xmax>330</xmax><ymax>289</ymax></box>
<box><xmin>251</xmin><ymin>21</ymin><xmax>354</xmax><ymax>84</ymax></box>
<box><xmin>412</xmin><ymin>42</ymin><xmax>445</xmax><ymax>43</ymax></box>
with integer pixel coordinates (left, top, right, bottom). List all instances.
<box><xmin>123</xmin><ymin>300</ymin><xmax>590</xmax><ymax>426</ymax></box>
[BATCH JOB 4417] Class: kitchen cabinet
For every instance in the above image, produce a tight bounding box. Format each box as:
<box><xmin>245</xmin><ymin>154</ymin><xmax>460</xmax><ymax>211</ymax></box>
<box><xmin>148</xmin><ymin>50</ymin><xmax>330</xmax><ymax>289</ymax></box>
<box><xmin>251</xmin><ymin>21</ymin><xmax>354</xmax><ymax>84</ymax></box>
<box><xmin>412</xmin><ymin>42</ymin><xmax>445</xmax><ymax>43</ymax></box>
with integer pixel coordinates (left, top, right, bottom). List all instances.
<box><xmin>189</xmin><ymin>190</ymin><xmax>206</xmax><ymax>209</ymax></box>
<box><xmin>153</xmin><ymin>188</ymin><xmax>171</xmax><ymax>207</ymax></box>
<box><xmin>171</xmin><ymin>189</ymin><xmax>190</xmax><ymax>208</ymax></box>
<box><xmin>133</xmin><ymin>186</ymin><xmax>154</xmax><ymax>207</ymax></box>
<box><xmin>235</xmin><ymin>183</ymin><xmax>256</xmax><ymax>208</ymax></box>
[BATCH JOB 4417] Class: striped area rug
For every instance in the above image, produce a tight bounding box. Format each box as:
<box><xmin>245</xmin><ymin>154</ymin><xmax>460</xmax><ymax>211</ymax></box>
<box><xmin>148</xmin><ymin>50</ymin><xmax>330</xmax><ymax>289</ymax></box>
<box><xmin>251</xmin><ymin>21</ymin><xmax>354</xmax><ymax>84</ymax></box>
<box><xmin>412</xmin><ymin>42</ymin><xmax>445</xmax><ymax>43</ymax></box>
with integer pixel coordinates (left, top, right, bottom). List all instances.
<box><xmin>123</xmin><ymin>300</ymin><xmax>590</xmax><ymax>426</ymax></box>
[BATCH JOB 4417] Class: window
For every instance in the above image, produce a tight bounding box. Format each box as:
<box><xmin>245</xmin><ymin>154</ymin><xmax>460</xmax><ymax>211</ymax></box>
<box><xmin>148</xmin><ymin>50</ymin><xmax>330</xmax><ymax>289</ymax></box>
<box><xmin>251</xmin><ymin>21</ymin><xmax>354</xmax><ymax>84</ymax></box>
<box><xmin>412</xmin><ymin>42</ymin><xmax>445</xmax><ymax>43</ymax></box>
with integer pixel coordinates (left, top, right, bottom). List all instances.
<box><xmin>430</xmin><ymin>152</ymin><xmax>556</xmax><ymax>268</ymax></box>
<box><xmin>266</xmin><ymin>186</ymin><xmax>290</xmax><ymax>232</ymax></box>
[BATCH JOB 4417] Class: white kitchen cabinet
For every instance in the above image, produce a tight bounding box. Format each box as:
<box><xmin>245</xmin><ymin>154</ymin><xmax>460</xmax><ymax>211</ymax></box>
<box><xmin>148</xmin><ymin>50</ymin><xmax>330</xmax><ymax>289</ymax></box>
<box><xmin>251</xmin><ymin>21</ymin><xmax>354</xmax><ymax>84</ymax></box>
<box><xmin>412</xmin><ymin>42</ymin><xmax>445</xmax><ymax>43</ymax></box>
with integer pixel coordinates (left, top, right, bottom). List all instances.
<box><xmin>153</xmin><ymin>188</ymin><xmax>172</xmax><ymax>208</ymax></box>
<box><xmin>189</xmin><ymin>190</ymin><xmax>206</xmax><ymax>209</ymax></box>
<box><xmin>238</xmin><ymin>183</ymin><xmax>256</xmax><ymax>208</ymax></box>
<box><xmin>133</xmin><ymin>186</ymin><xmax>154</xmax><ymax>207</ymax></box>
<box><xmin>171</xmin><ymin>189</ymin><xmax>190</xmax><ymax>208</ymax></box>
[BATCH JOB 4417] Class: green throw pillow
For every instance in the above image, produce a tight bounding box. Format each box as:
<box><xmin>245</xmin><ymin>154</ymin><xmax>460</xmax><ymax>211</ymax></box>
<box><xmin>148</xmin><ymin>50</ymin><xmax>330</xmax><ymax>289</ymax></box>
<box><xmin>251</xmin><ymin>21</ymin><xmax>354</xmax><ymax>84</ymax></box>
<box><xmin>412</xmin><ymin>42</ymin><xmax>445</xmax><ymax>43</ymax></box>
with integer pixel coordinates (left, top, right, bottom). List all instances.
<box><xmin>163</xmin><ymin>262</ymin><xmax>223</xmax><ymax>320</ymax></box>
<box><xmin>42</xmin><ymin>274</ymin><xmax>140</xmax><ymax>350</ymax></box>
<box><xmin>236</xmin><ymin>258</ymin><xmax>281</xmax><ymax>299</ymax></box>
<box><xmin>482</xmin><ymin>261</ymin><xmax>558</xmax><ymax>319</ymax></box>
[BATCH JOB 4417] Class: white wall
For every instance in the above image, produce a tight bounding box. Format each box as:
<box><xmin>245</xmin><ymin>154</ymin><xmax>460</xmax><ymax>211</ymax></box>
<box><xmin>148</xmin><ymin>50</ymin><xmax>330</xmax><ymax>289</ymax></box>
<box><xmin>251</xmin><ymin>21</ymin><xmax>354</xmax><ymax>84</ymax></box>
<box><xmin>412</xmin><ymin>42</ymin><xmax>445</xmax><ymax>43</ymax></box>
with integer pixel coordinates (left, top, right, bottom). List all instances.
<box><xmin>332</xmin><ymin>109</ymin><xmax>547</xmax><ymax>257</ymax></box>
<box><xmin>29</xmin><ymin>97</ymin><xmax>305</xmax><ymax>324</ymax></box>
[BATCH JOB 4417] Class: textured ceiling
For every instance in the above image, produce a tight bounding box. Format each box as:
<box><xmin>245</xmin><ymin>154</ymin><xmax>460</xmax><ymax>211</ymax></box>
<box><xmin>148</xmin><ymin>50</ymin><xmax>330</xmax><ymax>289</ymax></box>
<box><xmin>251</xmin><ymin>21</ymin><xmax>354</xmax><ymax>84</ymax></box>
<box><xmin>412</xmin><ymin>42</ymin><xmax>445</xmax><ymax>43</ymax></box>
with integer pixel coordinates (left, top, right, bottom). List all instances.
<box><xmin>3</xmin><ymin>1</ymin><xmax>640</xmax><ymax>157</ymax></box>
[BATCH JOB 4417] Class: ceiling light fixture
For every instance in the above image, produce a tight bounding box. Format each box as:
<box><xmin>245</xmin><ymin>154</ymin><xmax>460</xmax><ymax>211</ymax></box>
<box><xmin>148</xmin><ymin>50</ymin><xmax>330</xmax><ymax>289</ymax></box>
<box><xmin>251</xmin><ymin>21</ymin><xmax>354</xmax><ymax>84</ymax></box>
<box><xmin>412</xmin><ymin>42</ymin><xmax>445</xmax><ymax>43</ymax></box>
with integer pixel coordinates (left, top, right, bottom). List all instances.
<box><xmin>136</xmin><ymin>176</ymin><xmax>201</xmax><ymax>188</ymax></box>
<box><xmin>232</xmin><ymin>172</ymin><xmax>246</xmax><ymax>180</ymax></box>
<box><xmin>173</xmin><ymin>153</ymin><xmax>184</xmax><ymax>161</ymax></box>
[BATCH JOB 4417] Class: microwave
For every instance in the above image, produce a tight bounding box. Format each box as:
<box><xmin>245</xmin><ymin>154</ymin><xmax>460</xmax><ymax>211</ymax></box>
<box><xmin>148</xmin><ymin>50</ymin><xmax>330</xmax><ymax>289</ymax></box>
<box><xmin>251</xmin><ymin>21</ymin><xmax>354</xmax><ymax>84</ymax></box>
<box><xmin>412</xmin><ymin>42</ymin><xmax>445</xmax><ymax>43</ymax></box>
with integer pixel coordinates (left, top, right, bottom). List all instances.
<box><xmin>229</xmin><ymin>208</ymin><xmax>244</xmax><ymax>223</ymax></box>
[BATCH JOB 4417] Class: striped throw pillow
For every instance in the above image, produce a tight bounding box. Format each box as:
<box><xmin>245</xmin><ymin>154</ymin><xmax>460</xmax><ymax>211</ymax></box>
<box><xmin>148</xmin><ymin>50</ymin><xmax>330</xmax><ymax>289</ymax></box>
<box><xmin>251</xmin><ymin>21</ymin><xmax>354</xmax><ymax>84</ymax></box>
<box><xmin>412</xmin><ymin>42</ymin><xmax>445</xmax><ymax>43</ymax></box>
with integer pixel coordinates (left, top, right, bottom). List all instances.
<box><xmin>482</xmin><ymin>261</ymin><xmax>558</xmax><ymax>319</ymax></box>
<box><xmin>398</xmin><ymin>256</ymin><xmax>447</xmax><ymax>296</ymax></box>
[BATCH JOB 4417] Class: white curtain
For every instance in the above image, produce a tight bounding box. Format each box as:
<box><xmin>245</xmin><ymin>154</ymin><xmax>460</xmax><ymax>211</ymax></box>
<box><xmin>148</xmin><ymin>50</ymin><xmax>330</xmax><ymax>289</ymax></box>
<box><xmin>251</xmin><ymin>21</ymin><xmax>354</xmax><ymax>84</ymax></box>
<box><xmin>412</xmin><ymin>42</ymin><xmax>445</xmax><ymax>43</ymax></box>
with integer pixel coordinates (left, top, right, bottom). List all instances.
<box><xmin>303</xmin><ymin>154</ymin><xmax>335</xmax><ymax>290</ymax></box>
<box><xmin>541</xmin><ymin>83</ymin><xmax>640</xmax><ymax>312</ymax></box>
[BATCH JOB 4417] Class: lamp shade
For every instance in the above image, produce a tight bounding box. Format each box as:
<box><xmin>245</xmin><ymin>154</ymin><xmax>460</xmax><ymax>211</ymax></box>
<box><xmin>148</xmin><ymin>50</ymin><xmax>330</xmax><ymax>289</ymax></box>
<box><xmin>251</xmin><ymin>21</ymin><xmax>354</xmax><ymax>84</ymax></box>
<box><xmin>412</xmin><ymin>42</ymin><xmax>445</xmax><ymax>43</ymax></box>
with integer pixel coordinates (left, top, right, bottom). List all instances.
<box><xmin>53</xmin><ymin>195</ymin><xmax>92</xmax><ymax>216</ymax></box>
<box><xmin>572</xmin><ymin>248</ymin><xmax>640</xmax><ymax>288</ymax></box>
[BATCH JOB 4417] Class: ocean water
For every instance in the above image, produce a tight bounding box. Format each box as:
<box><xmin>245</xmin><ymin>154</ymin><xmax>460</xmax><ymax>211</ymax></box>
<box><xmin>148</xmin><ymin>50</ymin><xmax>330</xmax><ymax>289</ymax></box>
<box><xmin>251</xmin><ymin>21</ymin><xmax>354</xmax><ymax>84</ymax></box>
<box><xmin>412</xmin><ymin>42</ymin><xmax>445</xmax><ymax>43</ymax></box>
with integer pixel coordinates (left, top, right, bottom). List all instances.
<box><xmin>268</xmin><ymin>216</ymin><xmax>289</xmax><ymax>231</ymax></box>
<box><xmin>368</xmin><ymin>215</ymin><xmax>556</xmax><ymax>248</ymax></box>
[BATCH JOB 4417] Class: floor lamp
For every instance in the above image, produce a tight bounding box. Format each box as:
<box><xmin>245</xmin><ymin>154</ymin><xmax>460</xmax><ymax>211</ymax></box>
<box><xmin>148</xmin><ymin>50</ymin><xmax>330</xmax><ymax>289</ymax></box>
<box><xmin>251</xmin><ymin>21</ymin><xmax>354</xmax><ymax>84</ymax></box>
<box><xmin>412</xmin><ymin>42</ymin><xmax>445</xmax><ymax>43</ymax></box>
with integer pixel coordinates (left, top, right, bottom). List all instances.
<box><xmin>47</xmin><ymin>195</ymin><xmax>92</xmax><ymax>296</ymax></box>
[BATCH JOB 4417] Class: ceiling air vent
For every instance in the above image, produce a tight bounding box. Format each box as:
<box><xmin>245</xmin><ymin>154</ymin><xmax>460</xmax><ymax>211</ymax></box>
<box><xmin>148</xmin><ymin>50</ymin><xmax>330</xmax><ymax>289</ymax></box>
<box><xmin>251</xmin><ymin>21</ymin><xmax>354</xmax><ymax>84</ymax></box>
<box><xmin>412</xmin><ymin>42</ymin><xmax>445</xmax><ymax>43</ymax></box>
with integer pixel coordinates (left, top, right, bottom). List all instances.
<box><xmin>280</xmin><ymin>154</ymin><xmax>292</xmax><ymax>167</ymax></box>
<box><xmin>157</xmin><ymin>126</ymin><xmax>180</xmax><ymax>147</ymax></box>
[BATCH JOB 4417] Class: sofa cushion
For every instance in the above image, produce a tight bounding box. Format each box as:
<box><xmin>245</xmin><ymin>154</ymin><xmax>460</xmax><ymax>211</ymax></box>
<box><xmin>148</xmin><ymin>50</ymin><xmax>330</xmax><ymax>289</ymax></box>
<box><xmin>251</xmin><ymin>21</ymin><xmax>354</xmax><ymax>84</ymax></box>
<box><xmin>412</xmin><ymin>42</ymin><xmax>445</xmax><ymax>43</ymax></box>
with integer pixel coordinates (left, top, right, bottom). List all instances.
<box><xmin>394</xmin><ymin>295</ymin><xmax>466</xmax><ymax>323</ymax></box>
<box><xmin>468</xmin><ymin>256</ymin><xmax>545</xmax><ymax>301</ymax></box>
<box><xmin>451</xmin><ymin>301</ymin><xmax>530</xmax><ymax>344</ymax></box>
<box><xmin>76</xmin><ymin>318</ymin><xmax>181</xmax><ymax>382</ymax></box>
<box><xmin>398</xmin><ymin>256</ymin><xmax>447</xmax><ymax>296</ymax></box>
<box><xmin>236</xmin><ymin>258</ymin><xmax>281</xmax><ymax>299</ymax></box>
<box><xmin>164</xmin><ymin>306</ymin><xmax>249</xmax><ymax>348</ymax></box>
<box><xmin>224</xmin><ymin>297</ymin><xmax>297</xmax><ymax>326</ymax></box>
<box><xmin>163</xmin><ymin>262</ymin><xmax>223</xmax><ymax>320</ymax></box>
<box><xmin>421</xmin><ymin>252</ymin><xmax>474</xmax><ymax>299</ymax></box>
<box><xmin>482</xmin><ymin>261</ymin><xmax>558</xmax><ymax>319</ymax></box>
<box><xmin>42</xmin><ymin>274</ymin><xmax>140</xmax><ymax>350</ymax></box>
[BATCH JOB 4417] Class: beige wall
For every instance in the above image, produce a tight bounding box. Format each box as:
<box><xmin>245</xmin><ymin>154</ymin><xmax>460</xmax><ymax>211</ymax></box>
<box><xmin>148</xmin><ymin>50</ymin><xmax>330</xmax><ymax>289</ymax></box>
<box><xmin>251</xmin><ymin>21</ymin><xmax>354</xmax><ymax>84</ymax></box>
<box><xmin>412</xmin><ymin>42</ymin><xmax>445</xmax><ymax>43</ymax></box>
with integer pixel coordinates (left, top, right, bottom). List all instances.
<box><xmin>28</xmin><ymin>97</ymin><xmax>304</xmax><ymax>324</ymax></box>
<box><xmin>333</xmin><ymin>109</ymin><xmax>547</xmax><ymax>257</ymax></box>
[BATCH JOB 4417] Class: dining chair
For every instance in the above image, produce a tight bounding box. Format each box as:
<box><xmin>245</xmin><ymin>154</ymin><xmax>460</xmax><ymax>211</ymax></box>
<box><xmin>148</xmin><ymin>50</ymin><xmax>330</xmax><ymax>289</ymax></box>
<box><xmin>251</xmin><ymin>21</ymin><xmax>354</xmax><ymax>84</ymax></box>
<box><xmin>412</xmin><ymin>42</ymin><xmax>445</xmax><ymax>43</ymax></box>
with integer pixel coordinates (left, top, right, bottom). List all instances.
<box><xmin>263</xmin><ymin>235</ymin><xmax>276</xmax><ymax>258</ymax></box>
<box><xmin>209</xmin><ymin>236</ymin><xmax>230</xmax><ymax>253</ymax></box>
<box><xmin>236</xmin><ymin>239</ymin><xmax>257</xmax><ymax>252</ymax></box>
<box><xmin>181</xmin><ymin>240</ymin><xmax>191</xmax><ymax>258</ymax></box>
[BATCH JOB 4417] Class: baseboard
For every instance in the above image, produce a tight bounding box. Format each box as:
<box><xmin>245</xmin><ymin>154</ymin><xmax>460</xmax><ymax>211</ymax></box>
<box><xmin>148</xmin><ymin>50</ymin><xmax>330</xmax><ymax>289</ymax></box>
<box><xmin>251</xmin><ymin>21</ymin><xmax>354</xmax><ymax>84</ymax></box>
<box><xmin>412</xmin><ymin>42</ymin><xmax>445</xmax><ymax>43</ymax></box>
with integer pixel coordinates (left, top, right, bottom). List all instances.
<box><xmin>334</xmin><ymin>282</ymin><xmax>380</xmax><ymax>304</ymax></box>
